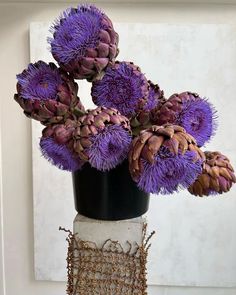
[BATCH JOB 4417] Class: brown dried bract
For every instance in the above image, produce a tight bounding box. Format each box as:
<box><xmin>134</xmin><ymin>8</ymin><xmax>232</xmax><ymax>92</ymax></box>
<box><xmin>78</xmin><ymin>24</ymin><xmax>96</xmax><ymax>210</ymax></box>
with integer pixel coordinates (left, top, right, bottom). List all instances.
<box><xmin>188</xmin><ymin>151</ymin><xmax>236</xmax><ymax>196</ymax></box>
<box><xmin>129</xmin><ymin>124</ymin><xmax>205</xmax><ymax>180</ymax></box>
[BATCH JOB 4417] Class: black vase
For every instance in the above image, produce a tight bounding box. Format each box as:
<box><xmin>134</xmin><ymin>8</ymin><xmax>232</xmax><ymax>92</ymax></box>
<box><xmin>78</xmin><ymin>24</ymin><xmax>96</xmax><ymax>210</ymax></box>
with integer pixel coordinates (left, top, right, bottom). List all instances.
<box><xmin>72</xmin><ymin>160</ymin><xmax>150</xmax><ymax>220</ymax></box>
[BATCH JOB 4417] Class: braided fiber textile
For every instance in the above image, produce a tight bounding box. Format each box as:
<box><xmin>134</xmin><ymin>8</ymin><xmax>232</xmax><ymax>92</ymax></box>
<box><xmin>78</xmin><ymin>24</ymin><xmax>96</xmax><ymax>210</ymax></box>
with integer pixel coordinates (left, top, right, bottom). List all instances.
<box><xmin>60</xmin><ymin>226</ymin><xmax>154</xmax><ymax>295</ymax></box>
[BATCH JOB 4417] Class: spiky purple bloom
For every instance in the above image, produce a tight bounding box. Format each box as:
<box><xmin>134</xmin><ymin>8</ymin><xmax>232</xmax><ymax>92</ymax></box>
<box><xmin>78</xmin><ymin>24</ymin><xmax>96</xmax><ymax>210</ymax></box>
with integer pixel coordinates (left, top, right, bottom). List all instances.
<box><xmin>137</xmin><ymin>147</ymin><xmax>202</xmax><ymax>194</ymax></box>
<box><xmin>40</xmin><ymin>137</ymin><xmax>83</xmax><ymax>172</ymax></box>
<box><xmin>143</xmin><ymin>82</ymin><xmax>164</xmax><ymax>111</ymax></box>
<box><xmin>86</xmin><ymin>124</ymin><xmax>132</xmax><ymax>171</ymax></box>
<box><xmin>176</xmin><ymin>97</ymin><xmax>217</xmax><ymax>147</ymax></box>
<box><xmin>16</xmin><ymin>61</ymin><xmax>62</xmax><ymax>100</ymax></box>
<box><xmin>49</xmin><ymin>5</ymin><xmax>104</xmax><ymax>64</ymax></box>
<box><xmin>144</xmin><ymin>88</ymin><xmax>158</xmax><ymax>111</ymax></box>
<box><xmin>91</xmin><ymin>62</ymin><xmax>149</xmax><ymax>117</ymax></box>
<box><xmin>49</xmin><ymin>5</ymin><xmax>119</xmax><ymax>80</ymax></box>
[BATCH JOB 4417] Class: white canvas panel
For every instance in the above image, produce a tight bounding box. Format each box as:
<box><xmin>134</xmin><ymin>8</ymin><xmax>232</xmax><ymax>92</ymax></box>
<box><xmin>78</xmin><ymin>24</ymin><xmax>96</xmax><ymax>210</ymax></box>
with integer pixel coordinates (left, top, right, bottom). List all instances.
<box><xmin>30</xmin><ymin>22</ymin><xmax>236</xmax><ymax>286</ymax></box>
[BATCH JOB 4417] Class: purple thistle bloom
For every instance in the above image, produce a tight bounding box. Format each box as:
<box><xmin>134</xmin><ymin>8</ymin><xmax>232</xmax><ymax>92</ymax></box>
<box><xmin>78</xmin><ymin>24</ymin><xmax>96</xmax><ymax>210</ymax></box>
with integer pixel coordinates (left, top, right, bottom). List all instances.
<box><xmin>91</xmin><ymin>62</ymin><xmax>149</xmax><ymax>117</ymax></box>
<box><xmin>176</xmin><ymin>97</ymin><xmax>217</xmax><ymax>147</ymax></box>
<box><xmin>144</xmin><ymin>87</ymin><xmax>158</xmax><ymax>111</ymax></box>
<box><xmin>137</xmin><ymin>147</ymin><xmax>202</xmax><ymax>194</ymax></box>
<box><xmin>144</xmin><ymin>82</ymin><xmax>164</xmax><ymax>111</ymax></box>
<box><xmin>49</xmin><ymin>5</ymin><xmax>106</xmax><ymax>64</ymax></box>
<box><xmin>86</xmin><ymin>124</ymin><xmax>132</xmax><ymax>171</ymax></box>
<box><xmin>40</xmin><ymin>137</ymin><xmax>83</xmax><ymax>172</ymax></box>
<box><xmin>16</xmin><ymin>61</ymin><xmax>62</xmax><ymax>100</ymax></box>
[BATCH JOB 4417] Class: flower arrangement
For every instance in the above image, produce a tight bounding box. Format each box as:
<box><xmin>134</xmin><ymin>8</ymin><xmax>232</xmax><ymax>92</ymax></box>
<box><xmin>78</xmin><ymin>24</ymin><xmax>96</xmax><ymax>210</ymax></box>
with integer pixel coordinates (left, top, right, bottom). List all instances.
<box><xmin>14</xmin><ymin>4</ymin><xmax>235</xmax><ymax>197</ymax></box>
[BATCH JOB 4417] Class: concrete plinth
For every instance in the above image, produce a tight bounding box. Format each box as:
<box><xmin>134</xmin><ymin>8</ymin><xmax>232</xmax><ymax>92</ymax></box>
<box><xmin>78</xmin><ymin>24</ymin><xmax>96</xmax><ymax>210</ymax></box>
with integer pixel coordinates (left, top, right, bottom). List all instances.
<box><xmin>73</xmin><ymin>214</ymin><xmax>145</xmax><ymax>249</ymax></box>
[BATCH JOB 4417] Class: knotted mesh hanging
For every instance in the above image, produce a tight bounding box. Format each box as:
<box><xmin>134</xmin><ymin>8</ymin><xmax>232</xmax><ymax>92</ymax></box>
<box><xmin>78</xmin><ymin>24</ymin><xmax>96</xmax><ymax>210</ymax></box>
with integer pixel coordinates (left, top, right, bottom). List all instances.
<box><xmin>60</xmin><ymin>225</ymin><xmax>154</xmax><ymax>295</ymax></box>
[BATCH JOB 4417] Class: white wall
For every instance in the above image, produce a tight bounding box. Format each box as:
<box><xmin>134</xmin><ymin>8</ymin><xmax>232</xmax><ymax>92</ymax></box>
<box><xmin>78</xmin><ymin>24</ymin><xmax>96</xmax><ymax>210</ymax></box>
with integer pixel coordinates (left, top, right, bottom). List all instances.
<box><xmin>1</xmin><ymin>2</ymin><xmax>236</xmax><ymax>295</ymax></box>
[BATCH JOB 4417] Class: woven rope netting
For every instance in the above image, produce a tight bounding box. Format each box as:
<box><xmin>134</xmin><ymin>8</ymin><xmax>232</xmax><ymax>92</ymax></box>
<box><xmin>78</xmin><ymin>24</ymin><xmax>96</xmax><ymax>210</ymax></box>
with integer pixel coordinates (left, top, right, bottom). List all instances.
<box><xmin>60</xmin><ymin>225</ymin><xmax>154</xmax><ymax>295</ymax></box>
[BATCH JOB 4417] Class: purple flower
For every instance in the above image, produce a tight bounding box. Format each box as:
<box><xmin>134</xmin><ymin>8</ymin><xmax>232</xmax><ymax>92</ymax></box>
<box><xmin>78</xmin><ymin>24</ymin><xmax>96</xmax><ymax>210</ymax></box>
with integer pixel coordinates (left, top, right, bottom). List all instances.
<box><xmin>91</xmin><ymin>62</ymin><xmax>149</xmax><ymax>117</ymax></box>
<box><xmin>48</xmin><ymin>4</ymin><xmax>119</xmax><ymax>80</ymax></box>
<box><xmin>49</xmin><ymin>5</ymin><xmax>106</xmax><ymax>64</ymax></box>
<box><xmin>144</xmin><ymin>82</ymin><xmax>164</xmax><ymax>111</ymax></box>
<box><xmin>40</xmin><ymin>137</ymin><xmax>83</xmax><ymax>172</ymax></box>
<box><xmin>176</xmin><ymin>97</ymin><xmax>217</xmax><ymax>147</ymax></box>
<box><xmin>137</xmin><ymin>147</ymin><xmax>202</xmax><ymax>194</ymax></box>
<box><xmin>16</xmin><ymin>61</ymin><xmax>62</xmax><ymax>100</ymax></box>
<box><xmin>86</xmin><ymin>124</ymin><xmax>132</xmax><ymax>171</ymax></box>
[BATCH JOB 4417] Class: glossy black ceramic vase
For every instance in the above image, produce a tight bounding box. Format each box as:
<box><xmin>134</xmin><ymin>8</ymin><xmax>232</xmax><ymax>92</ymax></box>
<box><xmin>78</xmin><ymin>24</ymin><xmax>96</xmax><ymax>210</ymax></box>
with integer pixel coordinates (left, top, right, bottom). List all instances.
<box><xmin>72</xmin><ymin>160</ymin><xmax>150</xmax><ymax>220</ymax></box>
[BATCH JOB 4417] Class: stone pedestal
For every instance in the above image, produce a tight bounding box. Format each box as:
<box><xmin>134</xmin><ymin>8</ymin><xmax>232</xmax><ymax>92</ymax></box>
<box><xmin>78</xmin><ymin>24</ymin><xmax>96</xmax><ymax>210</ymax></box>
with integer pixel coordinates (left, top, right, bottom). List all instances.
<box><xmin>73</xmin><ymin>214</ymin><xmax>145</xmax><ymax>249</ymax></box>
